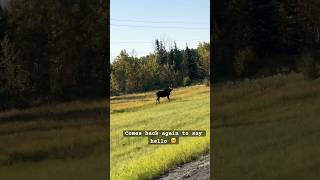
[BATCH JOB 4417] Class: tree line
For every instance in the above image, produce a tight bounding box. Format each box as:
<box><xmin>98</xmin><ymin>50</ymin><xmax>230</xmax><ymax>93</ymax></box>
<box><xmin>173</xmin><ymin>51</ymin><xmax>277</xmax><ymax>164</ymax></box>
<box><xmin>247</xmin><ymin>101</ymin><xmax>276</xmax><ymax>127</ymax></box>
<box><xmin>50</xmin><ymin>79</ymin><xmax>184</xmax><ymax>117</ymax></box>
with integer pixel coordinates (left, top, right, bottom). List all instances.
<box><xmin>0</xmin><ymin>0</ymin><xmax>108</xmax><ymax>109</ymax></box>
<box><xmin>110</xmin><ymin>40</ymin><xmax>210</xmax><ymax>95</ymax></box>
<box><xmin>213</xmin><ymin>0</ymin><xmax>320</xmax><ymax>80</ymax></box>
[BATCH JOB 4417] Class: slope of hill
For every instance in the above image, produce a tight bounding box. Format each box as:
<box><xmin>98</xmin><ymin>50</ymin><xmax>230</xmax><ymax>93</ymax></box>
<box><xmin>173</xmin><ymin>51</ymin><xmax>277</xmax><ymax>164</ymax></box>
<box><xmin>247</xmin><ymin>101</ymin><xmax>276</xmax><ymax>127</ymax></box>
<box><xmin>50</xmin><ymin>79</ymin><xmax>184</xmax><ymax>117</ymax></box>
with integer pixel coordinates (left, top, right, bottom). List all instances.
<box><xmin>110</xmin><ymin>85</ymin><xmax>210</xmax><ymax>180</ymax></box>
<box><xmin>0</xmin><ymin>99</ymin><xmax>107</xmax><ymax>180</ymax></box>
<box><xmin>0</xmin><ymin>85</ymin><xmax>210</xmax><ymax>180</ymax></box>
<box><xmin>213</xmin><ymin>73</ymin><xmax>320</xmax><ymax>179</ymax></box>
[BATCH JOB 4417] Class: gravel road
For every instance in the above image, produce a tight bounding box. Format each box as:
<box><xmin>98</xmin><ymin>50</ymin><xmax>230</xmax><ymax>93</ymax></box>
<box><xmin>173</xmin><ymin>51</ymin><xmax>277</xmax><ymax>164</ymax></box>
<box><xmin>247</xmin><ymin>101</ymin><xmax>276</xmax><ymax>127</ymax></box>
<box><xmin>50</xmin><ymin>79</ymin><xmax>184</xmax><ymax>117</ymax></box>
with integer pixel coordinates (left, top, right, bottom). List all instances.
<box><xmin>154</xmin><ymin>154</ymin><xmax>210</xmax><ymax>180</ymax></box>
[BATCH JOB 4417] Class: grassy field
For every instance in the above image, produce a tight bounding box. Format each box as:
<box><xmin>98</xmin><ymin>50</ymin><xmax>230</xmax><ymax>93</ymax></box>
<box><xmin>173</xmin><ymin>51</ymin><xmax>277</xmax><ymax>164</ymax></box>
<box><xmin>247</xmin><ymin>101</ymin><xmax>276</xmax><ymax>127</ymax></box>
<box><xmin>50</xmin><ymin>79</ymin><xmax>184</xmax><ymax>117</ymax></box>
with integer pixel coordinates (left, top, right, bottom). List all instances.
<box><xmin>110</xmin><ymin>85</ymin><xmax>210</xmax><ymax>180</ymax></box>
<box><xmin>3</xmin><ymin>73</ymin><xmax>317</xmax><ymax>179</ymax></box>
<box><xmin>0</xmin><ymin>99</ymin><xmax>107</xmax><ymax>180</ymax></box>
<box><xmin>213</xmin><ymin>73</ymin><xmax>320</xmax><ymax>180</ymax></box>
<box><xmin>0</xmin><ymin>85</ymin><xmax>210</xmax><ymax>180</ymax></box>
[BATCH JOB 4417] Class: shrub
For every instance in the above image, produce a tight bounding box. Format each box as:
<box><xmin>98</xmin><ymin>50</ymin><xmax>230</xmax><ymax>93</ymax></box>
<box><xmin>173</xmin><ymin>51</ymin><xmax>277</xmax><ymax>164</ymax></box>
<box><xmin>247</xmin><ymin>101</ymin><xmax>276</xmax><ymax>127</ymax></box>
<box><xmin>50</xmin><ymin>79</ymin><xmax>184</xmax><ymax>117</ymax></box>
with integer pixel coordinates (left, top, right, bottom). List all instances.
<box><xmin>300</xmin><ymin>53</ymin><xmax>319</xmax><ymax>80</ymax></box>
<box><xmin>202</xmin><ymin>78</ymin><xmax>210</xmax><ymax>86</ymax></box>
<box><xmin>183</xmin><ymin>76</ymin><xmax>191</xmax><ymax>86</ymax></box>
<box><xmin>233</xmin><ymin>47</ymin><xmax>256</xmax><ymax>78</ymax></box>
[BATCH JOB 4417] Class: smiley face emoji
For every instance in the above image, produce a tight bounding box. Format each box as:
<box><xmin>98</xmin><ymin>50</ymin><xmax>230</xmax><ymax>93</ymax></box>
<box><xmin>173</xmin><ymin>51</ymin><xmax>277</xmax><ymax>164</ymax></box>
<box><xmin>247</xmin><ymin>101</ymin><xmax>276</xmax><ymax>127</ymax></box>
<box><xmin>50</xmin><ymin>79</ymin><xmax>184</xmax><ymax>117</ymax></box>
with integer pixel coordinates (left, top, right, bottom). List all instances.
<box><xmin>171</xmin><ymin>137</ymin><xmax>177</xmax><ymax>144</ymax></box>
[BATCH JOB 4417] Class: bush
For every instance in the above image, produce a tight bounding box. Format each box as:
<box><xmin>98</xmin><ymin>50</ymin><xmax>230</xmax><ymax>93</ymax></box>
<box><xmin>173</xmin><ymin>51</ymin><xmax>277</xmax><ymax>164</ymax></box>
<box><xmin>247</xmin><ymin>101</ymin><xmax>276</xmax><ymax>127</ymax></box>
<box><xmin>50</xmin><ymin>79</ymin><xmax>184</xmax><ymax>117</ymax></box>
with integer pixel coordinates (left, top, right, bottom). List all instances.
<box><xmin>183</xmin><ymin>76</ymin><xmax>191</xmax><ymax>86</ymax></box>
<box><xmin>233</xmin><ymin>47</ymin><xmax>256</xmax><ymax>78</ymax></box>
<box><xmin>202</xmin><ymin>78</ymin><xmax>210</xmax><ymax>86</ymax></box>
<box><xmin>300</xmin><ymin>53</ymin><xmax>319</xmax><ymax>80</ymax></box>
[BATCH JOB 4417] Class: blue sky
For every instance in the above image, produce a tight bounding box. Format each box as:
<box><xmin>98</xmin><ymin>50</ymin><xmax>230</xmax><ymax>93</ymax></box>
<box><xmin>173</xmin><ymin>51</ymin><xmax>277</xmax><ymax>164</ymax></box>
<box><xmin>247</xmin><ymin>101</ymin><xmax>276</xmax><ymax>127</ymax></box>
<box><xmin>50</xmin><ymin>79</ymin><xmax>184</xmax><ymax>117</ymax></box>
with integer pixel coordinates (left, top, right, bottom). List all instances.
<box><xmin>110</xmin><ymin>0</ymin><xmax>210</xmax><ymax>61</ymax></box>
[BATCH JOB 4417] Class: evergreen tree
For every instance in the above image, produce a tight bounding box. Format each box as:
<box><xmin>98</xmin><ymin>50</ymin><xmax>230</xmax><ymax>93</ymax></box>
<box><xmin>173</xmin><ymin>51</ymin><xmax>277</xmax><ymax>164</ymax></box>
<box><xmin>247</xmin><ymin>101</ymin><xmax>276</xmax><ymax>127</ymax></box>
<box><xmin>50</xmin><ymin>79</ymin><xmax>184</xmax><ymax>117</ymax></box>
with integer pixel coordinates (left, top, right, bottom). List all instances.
<box><xmin>155</xmin><ymin>39</ymin><xmax>167</xmax><ymax>65</ymax></box>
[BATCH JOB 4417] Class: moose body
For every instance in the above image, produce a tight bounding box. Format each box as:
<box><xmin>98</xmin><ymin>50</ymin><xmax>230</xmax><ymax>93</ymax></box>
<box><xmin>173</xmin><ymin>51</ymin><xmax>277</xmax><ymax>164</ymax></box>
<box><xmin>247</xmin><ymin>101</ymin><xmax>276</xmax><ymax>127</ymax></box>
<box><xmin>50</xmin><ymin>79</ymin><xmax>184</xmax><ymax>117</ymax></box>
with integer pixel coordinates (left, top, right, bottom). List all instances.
<box><xmin>156</xmin><ymin>88</ymin><xmax>173</xmax><ymax>104</ymax></box>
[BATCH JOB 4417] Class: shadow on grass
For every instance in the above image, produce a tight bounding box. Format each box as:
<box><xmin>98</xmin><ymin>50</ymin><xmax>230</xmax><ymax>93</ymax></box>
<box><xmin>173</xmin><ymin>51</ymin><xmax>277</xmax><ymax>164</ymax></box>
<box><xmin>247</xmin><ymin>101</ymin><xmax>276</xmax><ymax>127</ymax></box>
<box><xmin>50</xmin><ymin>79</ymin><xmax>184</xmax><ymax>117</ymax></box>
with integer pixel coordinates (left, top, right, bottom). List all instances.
<box><xmin>0</xmin><ymin>108</ymin><xmax>107</xmax><ymax>124</ymax></box>
<box><xmin>111</xmin><ymin>99</ymin><xmax>179</xmax><ymax>114</ymax></box>
<box><xmin>0</xmin><ymin>120</ymin><xmax>105</xmax><ymax>135</ymax></box>
<box><xmin>1</xmin><ymin>141</ymin><xmax>104</xmax><ymax>166</ymax></box>
<box><xmin>212</xmin><ymin>116</ymin><xmax>292</xmax><ymax>129</ymax></box>
<box><xmin>111</xmin><ymin>95</ymin><xmax>151</xmax><ymax>101</ymax></box>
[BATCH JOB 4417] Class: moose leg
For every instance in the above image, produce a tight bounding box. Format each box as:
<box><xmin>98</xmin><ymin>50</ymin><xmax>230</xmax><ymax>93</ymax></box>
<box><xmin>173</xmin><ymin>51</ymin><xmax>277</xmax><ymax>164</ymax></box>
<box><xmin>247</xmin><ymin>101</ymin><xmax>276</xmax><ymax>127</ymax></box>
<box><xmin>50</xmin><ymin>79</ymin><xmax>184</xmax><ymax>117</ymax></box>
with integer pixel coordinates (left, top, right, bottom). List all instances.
<box><xmin>167</xmin><ymin>96</ymin><xmax>170</xmax><ymax>101</ymax></box>
<box><xmin>156</xmin><ymin>97</ymin><xmax>160</xmax><ymax>104</ymax></box>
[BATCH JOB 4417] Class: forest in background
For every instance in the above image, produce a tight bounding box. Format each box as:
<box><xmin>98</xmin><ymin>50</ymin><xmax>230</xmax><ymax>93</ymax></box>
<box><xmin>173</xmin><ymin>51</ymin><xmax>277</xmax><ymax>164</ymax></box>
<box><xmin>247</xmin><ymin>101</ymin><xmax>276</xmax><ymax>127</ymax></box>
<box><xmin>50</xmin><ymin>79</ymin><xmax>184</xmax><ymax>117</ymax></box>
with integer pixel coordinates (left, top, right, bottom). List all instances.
<box><xmin>212</xmin><ymin>0</ymin><xmax>320</xmax><ymax>81</ymax></box>
<box><xmin>110</xmin><ymin>40</ymin><xmax>210</xmax><ymax>95</ymax></box>
<box><xmin>0</xmin><ymin>0</ymin><xmax>108</xmax><ymax>109</ymax></box>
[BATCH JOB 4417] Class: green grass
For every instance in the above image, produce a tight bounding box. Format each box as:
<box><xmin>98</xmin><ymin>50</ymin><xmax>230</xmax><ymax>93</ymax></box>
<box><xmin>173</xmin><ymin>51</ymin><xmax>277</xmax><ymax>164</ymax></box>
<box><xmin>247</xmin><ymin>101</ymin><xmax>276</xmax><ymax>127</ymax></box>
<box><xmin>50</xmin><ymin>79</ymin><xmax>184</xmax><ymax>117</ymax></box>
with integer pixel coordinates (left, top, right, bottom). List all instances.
<box><xmin>213</xmin><ymin>73</ymin><xmax>320</xmax><ymax>180</ymax></box>
<box><xmin>4</xmin><ymin>73</ymin><xmax>318</xmax><ymax>179</ymax></box>
<box><xmin>0</xmin><ymin>85</ymin><xmax>209</xmax><ymax>180</ymax></box>
<box><xmin>110</xmin><ymin>85</ymin><xmax>210</xmax><ymax>180</ymax></box>
<box><xmin>0</xmin><ymin>99</ymin><xmax>107</xmax><ymax>180</ymax></box>
<box><xmin>0</xmin><ymin>147</ymin><xmax>107</xmax><ymax>180</ymax></box>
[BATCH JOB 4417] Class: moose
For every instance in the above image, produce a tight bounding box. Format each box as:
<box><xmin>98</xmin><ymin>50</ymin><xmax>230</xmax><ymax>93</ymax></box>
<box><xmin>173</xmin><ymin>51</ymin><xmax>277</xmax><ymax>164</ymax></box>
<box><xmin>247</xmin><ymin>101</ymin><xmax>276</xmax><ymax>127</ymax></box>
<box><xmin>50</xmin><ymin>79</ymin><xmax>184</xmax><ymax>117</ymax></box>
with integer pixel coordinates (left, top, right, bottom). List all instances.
<box><xmin>156</xmin><ymin>87</ymin><xmax>173</xmax><ymax>104</ymax></box>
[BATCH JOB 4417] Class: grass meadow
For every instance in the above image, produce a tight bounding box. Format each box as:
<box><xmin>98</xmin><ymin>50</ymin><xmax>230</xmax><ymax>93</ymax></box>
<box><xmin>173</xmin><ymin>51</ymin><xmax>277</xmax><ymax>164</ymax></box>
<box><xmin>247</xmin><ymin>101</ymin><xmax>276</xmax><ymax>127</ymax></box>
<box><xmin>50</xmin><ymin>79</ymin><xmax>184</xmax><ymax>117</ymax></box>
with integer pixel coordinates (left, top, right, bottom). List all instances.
<box><xmin>0</xmin><ymin>99</ymin><xmax>107</xmax><ymax>180</ymax></box>
<box><xmin>213</xmin><ymin>73</ymin><xmax>320</xmax><ymax>180</ymax></box>
<box><xmin>0</xmin><ymin>85</ymin><xmax>210</xmax><ymax>180</ymax></box>
<box><xmin>2</xmin><ymin>73</ymin><xmax>318</xmax><ymax>180</ymax></box>
<box><xmin>110</xmin><ymin>85</ymin><xmax>210</xmax><ymax>180</ymax></box>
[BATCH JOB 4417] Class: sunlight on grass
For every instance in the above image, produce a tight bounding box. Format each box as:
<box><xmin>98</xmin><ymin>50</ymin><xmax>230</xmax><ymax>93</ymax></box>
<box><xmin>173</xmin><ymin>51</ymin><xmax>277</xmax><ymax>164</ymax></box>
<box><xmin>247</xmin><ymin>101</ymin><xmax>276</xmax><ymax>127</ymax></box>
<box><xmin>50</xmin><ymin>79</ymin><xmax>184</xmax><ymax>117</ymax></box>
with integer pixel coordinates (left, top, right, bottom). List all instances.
<box><xmin>110</xmin><ymin>85</ymin><xmax>210</xmax><ymax>180</ymax></box>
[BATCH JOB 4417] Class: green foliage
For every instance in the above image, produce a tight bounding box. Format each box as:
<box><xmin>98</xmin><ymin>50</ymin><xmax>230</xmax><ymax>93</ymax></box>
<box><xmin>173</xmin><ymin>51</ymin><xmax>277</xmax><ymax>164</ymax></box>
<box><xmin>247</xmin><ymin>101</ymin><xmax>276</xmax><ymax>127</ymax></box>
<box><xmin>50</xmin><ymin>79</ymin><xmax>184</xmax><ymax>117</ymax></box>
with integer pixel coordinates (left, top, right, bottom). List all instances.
<box><xmin>213</xmin><ymin>0</ymin><xmax>320</xmax><ymax>80</ymax></box>
<box><xmin>110</xmin><ymin>40</ymin><xmax>209</xmax><ymax>94</ymax></box>
<box><xmin>197</xmin><ymin>42</ymin><xmax>210</xmax><ymax>79</ymax></box>
<box><xmin>172</xmin><ymin>41</ymin><xmax>183</xmax><ymax>72</ymax></box>
<box><xmin>184</xmin><ymin>45</ymin><xmax>199</xmax><ymax>80</ymax></box>
<box><xmin>154</xmin><ymin>39</ymin><xmax>167</xmax><ymax>65</ymax></box>
<box><xmin>0</xmin><ymin>0</ymin><xmax>107</xmax><ymax>109</ymax></box>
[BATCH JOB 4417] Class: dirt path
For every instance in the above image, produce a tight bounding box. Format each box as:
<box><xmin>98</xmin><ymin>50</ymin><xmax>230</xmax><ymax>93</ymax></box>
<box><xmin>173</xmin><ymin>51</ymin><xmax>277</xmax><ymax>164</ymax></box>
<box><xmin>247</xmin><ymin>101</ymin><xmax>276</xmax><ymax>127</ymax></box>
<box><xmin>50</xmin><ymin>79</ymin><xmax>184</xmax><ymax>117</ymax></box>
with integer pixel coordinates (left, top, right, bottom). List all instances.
<box><xmin>154</xmin><ymin>154</ymin><xmax>210</xmax><ymax>180</ymax></box>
